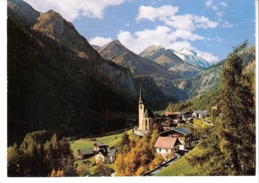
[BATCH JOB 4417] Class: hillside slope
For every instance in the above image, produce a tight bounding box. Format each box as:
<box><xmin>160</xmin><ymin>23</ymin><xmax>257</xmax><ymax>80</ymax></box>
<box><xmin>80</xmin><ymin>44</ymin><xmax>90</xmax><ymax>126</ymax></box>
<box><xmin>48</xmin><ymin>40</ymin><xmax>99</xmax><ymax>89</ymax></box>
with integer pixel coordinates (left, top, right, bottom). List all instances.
<box><xmin>97</xmin><ymin>40</ymin><xmax>188</xmax><ymax>105</ymax></box>
<box><xmin>8</xmin><ymin>0</ymin><xmax>138</xmax><ymax>145</ymax></box>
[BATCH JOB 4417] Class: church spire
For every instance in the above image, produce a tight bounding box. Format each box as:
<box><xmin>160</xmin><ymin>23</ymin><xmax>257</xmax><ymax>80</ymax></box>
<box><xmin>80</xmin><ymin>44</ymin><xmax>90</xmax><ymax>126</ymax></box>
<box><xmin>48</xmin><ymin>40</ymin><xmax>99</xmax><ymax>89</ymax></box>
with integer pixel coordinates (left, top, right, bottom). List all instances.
<box><xmin>139</xmin><ymin>82</ymin><xmax>143</xmax><ymax>104</ymax></box>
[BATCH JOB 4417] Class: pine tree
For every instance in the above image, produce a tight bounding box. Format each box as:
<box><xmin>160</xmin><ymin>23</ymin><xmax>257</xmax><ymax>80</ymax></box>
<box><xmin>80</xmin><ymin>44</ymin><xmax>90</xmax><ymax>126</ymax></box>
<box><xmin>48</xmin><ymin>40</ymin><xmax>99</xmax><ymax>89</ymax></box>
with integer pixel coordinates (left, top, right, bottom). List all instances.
<box><xmin>217</xmin><ymin>41</ymin><xmax>255</xmax><ymax>175</ymax></box>
<box><xmin>187</xmin><ymin>41</ymin><xmax>255</xmax><ymax>175</ymax></box>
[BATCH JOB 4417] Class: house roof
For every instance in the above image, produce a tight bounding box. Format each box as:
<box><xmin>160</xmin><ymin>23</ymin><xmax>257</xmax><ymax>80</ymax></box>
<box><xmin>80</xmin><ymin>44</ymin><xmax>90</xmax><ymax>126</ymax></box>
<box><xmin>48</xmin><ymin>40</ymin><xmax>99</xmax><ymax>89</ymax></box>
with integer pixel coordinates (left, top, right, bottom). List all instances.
<box><xmin>154</xmin><ymin>137</ymin><xmax>179</xmax><ymax>149</ymax></box>
<box><xmin>95</xmin><ymin>142</ymin><xmax>107</xmax><ymax>147</ymax></box>
<box><xmin>96</xmin><ymin>151</ymin><xmax>105</xmax><ymax>157</ymax></box>
<box><xmin>78</xmin><ymin>148</ymin><xmax>94</xmax><ymax>155</ymax></box>
<box><xmin>108</xmin><ymin>148</ymin><xmax>116</xmax><ymax>157</ymax></box>
<box><xmin>164</xmin><ymin>112</ymin><xmax>181</xmax><ymax>116</ymax></box>
<box><xmin>172</xmin><ymin>127</ymin><xmax>191</xmax><ymax>135</ymax></box>
<box><xmin>144</xmin><ymin>108</ymin><xmax>154</xmax><ymax>118</ymax></box>
<box><xmin>181</xmin><ymin>111</ymin><xmax>193</xmax><ymax>115</ymax></box>
<box><xmin>193</xmin><ymin>110</ymin><xmax>207</xmax><ymax>115</ymax></box>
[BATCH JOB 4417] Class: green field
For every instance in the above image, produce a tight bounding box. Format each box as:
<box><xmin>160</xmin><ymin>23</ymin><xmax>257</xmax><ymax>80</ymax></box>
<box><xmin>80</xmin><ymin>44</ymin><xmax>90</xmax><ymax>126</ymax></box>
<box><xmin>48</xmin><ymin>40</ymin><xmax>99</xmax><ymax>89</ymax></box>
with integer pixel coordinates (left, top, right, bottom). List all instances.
<box><xmin>70</xmin><ymin>128</ymin><xmax>138</xmax><ymax>157</ymax></box>
<box><xmin>156</xmin><ymin>146</ymin><xmax>203</xmax><ymax>176</ymax></box>
<box><xmin>70</xmin><ymin>128</ymin><xmax>139</xmax><ymax>175</ymax></box>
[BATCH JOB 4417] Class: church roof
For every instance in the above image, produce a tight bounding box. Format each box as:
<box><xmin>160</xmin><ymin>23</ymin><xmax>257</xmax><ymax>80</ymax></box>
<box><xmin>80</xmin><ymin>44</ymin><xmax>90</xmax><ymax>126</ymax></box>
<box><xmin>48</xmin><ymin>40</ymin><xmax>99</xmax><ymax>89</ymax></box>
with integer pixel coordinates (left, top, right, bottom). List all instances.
<box><xmin>139</xmin><ymin>83</ymin><xmax>143</xmax><ymax>104</ymax></box>
<box><xmin>144</xmin><ymin>108</ymin><xmax>154</xmax><ymax>118</ymax></box>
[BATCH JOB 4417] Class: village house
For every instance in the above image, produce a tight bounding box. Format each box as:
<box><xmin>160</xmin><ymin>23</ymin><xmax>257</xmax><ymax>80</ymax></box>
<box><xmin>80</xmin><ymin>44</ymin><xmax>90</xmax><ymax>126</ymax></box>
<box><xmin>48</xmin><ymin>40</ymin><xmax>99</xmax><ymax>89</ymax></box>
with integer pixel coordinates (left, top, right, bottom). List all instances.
<box><xmin>154</xmin><ymin>136</ymin><xmax>181</xmax><ymax>160</ymax></box>
<box><xmin>164</xmin><ymin>111</ymin><xmax>182</xmax><ymax>120</ymax></box>
<box><xmin>158</xmin><ymin>117</ymin><xmax>178</xmax><ymax>130</ymax></box>
<box><xmin>77</xmin><ymin>142</ymin><xmax>110</xmax><ymax>162</ymax></box>
<box><xmin>159</xmin><ymin>127</ymin><xmax>192</xmax><ymax>150</ymax></box>
<box><xmin>192</xmin><ymin>110</ymin><xmax>208</xmax><ymax>120</ymax></box>
<box><xmin>95</xmin><ymin>150</ymin><xmax>105</xmax><ymax>164</ymax></box>
<box><xmin>93</xmin><ymin>142</ymin><xmax>109</xmax><ymax>155</ymax></box>
<box><xmin>107</xmin><ymin>148</ymin><xmax>117</xmax><ymax>163</ymax></box>
<box><xmin>181</xmin><ymin>110</ymin><xmax>193</xmax><ymax>121</ymax></box>
<box><xmin>77</xmin><ymin>148</ymin><xmax>95</xmax><ymax>160</ymax></box>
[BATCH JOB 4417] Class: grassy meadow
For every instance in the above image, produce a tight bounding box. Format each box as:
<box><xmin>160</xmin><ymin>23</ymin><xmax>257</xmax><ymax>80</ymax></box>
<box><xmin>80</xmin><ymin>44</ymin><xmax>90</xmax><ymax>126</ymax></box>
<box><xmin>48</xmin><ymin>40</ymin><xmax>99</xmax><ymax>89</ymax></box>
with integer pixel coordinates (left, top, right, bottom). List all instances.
<box><xmin>156</xmin><ymin>146</ymin><xmax>203</xmax><ymax>176</ymax></box>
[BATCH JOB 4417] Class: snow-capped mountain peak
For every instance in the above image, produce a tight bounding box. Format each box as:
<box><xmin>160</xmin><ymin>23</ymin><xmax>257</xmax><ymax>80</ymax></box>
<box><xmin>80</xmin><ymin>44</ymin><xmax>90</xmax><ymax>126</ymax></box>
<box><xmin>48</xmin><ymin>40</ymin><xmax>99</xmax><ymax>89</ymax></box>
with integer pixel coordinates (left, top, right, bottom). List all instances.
<box><xmin>173</xmin><ymin>49</ymin><xmax>211</xmax><ymax>68</ymax></box>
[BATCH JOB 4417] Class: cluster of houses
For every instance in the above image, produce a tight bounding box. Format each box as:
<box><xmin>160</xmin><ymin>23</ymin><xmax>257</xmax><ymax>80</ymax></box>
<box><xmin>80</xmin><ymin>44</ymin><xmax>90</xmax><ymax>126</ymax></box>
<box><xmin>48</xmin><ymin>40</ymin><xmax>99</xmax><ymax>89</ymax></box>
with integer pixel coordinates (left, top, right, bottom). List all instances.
<box><xmin>77</xmin><ymin>86</ymin><xmax>207</xmax><ymax>168</ymax></box>
<box><xmin>77</xmin><ymin>127</ymin><xmax>194</xmax><ymax>165</ymax></box>
<box><xmin>159</xmin><ymin>110</ymin><xmax>208</xmax><ymax>130</ymax></box>
<box><xmin>154</xmin><ymin>127</ymin><xmax>197</xmax><ymax>160</ymax></box>
<box><xmin>77</xmin><ymin>142</ymin><xmax>117</xmax><ymax>164</ymax></box>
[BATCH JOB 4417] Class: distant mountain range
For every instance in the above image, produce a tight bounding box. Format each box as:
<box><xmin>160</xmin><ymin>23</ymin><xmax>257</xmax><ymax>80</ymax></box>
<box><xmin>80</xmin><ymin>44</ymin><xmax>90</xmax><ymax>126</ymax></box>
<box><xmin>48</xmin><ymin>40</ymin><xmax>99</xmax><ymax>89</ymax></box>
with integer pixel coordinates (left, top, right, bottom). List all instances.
<box><xmin>96</xmin><ymin>40</ymin><xmax>189</xmax><ymax>106</ymax></box>
<box><xmin>139</xmin><ymin>45</ymin><xmax>202</xmax><ymax>78</ymax></box>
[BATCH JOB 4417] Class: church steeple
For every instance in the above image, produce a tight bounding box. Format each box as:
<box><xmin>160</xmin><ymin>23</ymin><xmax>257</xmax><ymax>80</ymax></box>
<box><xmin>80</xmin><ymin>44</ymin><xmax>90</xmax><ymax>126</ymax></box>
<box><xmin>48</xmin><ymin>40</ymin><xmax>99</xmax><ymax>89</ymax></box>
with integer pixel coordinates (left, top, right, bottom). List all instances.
<box><xmin>139</xmin><ymin>82</ymin><xmax>143</xmax><ymax>104</ymax></box>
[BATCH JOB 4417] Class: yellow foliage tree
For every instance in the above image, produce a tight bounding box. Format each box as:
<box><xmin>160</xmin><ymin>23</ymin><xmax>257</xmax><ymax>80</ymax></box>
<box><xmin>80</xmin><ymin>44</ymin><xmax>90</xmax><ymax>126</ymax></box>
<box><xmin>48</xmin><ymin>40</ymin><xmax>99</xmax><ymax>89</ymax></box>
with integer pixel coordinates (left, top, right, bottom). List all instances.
<box><xmin>50</xmin><ymin>169</ymin><xmax>56</xmax><ymax>177</ymax></box>
<box><xmin>50</xmin><ymin>169</ymin><xmax>64</xmax><ymax>177</ymax></box>
<box><xmin>114</xmin><ymin>153</ymin><xmax>125</xmax><ymax>176</ymax></box>
<box><xmin>135</xmin><ymin>166</ymin><xmax>145</xmax><ymax>176</ymax></box>
<box><xmin>56</xmin><ymin>169</ymin><xmax>64</xmax><ymax>177</ymax></box>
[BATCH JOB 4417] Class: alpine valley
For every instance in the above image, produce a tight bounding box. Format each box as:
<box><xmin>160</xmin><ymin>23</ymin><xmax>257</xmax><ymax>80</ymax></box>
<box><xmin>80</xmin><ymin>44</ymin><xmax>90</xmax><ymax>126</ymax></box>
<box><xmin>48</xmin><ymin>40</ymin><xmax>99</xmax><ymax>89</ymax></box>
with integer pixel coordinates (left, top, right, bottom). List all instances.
<box><xmin>8</xmin><ymin>0</ymin><xmax>255</xmax><ymax>149</ymax></box>
<box><xmin>6</xmin><ymin>0</ymin><xmax>257</xmax><ymax>178</ymax></box>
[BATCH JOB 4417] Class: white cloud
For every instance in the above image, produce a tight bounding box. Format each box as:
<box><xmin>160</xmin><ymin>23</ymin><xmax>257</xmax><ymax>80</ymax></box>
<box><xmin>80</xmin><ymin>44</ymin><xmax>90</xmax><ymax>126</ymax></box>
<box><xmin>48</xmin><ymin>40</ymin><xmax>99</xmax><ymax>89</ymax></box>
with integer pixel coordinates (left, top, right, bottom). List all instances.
<box><xmin>218</xmin><ymin>2</ymin><xmax>229</xmax><ymax>8</ymax></box>
<box><xmin>196</xmin><ymin>51</ymin><xmax>219</xmax><ymax>63</ymax></box>
<box><xmin>136</xmin><ymin>5</ymin><xmax>179</xmax><ymax>22</ymax></box>
<box><xmin>23</xmin><ymin>0</ymin><xmax>124</xmax><ymax>21</ymax></box>
<box><xmin>168</xmin><ymin>41</ymin><xmax>194</xmax><ymax>51</ymax></box>
<box><xmin>89</xmin><ymin>36</ymin><xmax>113</xmax><ymax>46</ymax></box>
<box><xmin>216</xmin><ymin>11</ymin><xmax>224</xmax><ymax>21</ymax></box>
<box><xmin>205</xmin><ymin>0</ymin><xmax>228</xmax><ymax>11</ymax></box>
<box><xmin>205</xmin><ymin>0</ymin><xmax>213</xmax><ymax>7</ymax></box>
<box><xmin>194</xmin><ymin>16</ymin><xmax>218</xmax><ymax>29</ymax></box>
<box><xmin>118</xmin><ymin>26</ymin><xmax>174</xmax><ymax>53</ymax></box>
<box><xmin>164</xmin><ymin>14</ymin><xmax>218</xmax><ymax>30</ymax></box>
<box><xmin>207</xmin><ymin>36</ymin><xmax>223</xmax><ymax>42</ymax></box>
<box><xmin>211</xmin><ymin>5</ymin><xmax>219</xmax><ymax>11</ymax></box>
<box><xmin>204</xmin><ymin>1</ymin><xmax>232</xmax><ymax>28</ymax></box>
<box><xmin>221</xmin><ymin>21</ymin><xmax>234</xmax><ymax>28</ymax></box>
<box><xmin>119</xmin><ymin>5</ymin><xmax>220</xmax><ymax>62</ymax></box>
<box><xmin>174</xmin><ymin>30</ymin><xmax>204</xmax><ymax>41</ymax></box>
<box><xmin>137</xmin><ymin>7</ymin><xmax>218</xmax><ymax>31</ymax></box>
<box><xmin>164</xmin><ymin>14</ymin><xmax>196</xmax><ymax>31</ymax></box>
<box><xmin>117</xmin><ymin>26</ymin><xmax>219</xmax><ymax>62</ymax></box>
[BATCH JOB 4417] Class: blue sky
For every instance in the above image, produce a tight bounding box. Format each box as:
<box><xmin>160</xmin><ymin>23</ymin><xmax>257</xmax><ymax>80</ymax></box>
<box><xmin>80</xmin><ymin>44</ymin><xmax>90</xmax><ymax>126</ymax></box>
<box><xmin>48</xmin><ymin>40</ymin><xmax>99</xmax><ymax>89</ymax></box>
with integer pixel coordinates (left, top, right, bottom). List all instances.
<box><xmin>23</xmin><ymin>0</ymin><xmax>255</xmax><ymax>63</ymax></box>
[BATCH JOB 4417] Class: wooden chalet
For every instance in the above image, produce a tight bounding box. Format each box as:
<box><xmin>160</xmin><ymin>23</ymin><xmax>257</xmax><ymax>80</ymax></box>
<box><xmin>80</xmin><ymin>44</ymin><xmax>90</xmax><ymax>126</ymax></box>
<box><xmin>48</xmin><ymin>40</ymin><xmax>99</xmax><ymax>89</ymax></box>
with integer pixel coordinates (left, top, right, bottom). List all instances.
<box><xmin>154</xmin><ymin>136</ymin><xmax>181</xmax><ymax>159</ymax></box>
<box><xmin>159</xmin><ymin>127</ymin><xmax>192</xmax><ymax>150</ymax></box>
<box><xmin>77</xmin><ymin>148</ymin><xmax>94</xmax><ymax>159</ymax></box>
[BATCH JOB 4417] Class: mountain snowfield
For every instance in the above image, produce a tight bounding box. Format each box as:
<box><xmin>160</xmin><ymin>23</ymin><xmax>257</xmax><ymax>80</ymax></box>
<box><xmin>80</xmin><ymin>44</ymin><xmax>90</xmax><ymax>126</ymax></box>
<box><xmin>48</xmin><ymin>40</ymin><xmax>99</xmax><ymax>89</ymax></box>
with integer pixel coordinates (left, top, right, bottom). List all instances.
<box><xmin>139</xmin><ymin>44</ymin><xmax>211</xmax><ymax>69</ymax></box>
<box><xmin>172</xmin><ymin>48</ymin><xmax>212</xmax><ymax>68</ymax></box>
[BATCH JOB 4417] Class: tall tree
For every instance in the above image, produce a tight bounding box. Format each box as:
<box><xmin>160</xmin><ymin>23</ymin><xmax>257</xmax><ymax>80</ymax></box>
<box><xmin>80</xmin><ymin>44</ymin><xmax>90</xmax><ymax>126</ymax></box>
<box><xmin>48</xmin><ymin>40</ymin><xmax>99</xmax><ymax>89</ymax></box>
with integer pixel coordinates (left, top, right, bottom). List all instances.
<box><xmin>187</xmin><ymin>41</ymin><xmax>255</xmax><ymax>175</ymax></box>
<box><xmin>217</xmin><ymin>41</ymin><xmax>255</xmax><ymax>175</ymax></box>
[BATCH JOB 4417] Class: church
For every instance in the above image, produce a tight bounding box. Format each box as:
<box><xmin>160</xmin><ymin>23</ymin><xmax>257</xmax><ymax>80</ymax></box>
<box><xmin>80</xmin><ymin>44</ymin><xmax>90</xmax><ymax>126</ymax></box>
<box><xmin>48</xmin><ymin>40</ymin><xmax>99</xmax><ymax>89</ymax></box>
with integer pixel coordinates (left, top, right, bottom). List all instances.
<box><xmin>134</xmin><ymin>84</ymin><xmax>154</xmax><ymax>136</ymax></box>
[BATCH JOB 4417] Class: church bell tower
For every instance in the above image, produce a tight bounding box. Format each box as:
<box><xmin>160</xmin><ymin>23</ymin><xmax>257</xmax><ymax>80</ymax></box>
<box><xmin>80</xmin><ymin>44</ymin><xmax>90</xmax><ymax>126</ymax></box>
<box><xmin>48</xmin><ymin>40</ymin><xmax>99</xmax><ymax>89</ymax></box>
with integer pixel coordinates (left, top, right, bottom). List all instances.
<box><xmin>138</xmin><ymin>83</ymin><xmax>145</xmax><ymax>131</ymax></box>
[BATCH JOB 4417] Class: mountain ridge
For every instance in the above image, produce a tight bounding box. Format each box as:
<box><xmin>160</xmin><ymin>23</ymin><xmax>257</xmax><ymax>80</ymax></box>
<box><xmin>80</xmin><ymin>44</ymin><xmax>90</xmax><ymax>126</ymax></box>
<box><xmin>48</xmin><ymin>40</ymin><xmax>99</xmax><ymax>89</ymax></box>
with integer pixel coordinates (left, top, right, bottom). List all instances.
<box><xmin>139</xmin><ymin>45</ymin><xmax>202</xmax><ymax>78</ymax></box>
<box><xmin>7</xmin><ymin>0</ymin><xmax>138</xmax><ymax>145</ymax></box>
